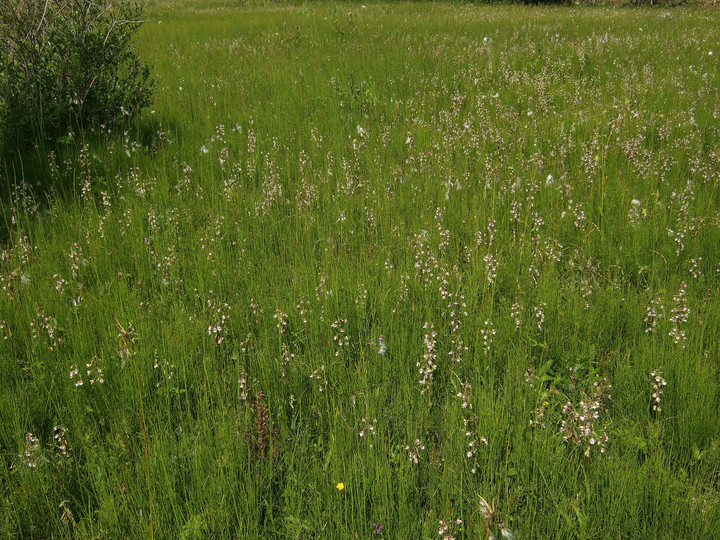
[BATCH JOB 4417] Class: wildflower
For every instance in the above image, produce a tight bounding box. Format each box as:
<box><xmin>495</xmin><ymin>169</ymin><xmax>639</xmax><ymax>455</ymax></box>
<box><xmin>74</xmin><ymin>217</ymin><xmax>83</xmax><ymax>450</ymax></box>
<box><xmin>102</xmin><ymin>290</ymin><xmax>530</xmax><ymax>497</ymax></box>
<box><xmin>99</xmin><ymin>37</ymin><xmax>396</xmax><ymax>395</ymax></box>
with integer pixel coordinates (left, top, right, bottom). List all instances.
<box><xmin>373</xmin><ymin>522</ymin><xmax>383</xmax><ymax>535</ymax></box>
<box><xmin>418</xmin><ymin>323</ymin><xmax>437</xmax><ymax>393</ymax></box>
<box><xmin>480</xmin><ymin>320</ymin><xmax>495</xmax><ymax>355</ymax></box>
<box><xmin>154</xmin><ymin>355</ymin><xmax>175</xmax><ymax>388</ymax></box>
<box><xmin>207</xmin><ymin>298</ymin><xmax>231</xmax><ymax>345</ymax></box>
<box><xmin>534</xmin><ymin>303</ymin><xmax>546</xmax><ymax>331</ymax></box>
<box><xmin>54</xmin><ymin>426</ymin><xmax>70</xmax><ymax>460</ymax></box>
<box><xmin>331</xmin><ymin>319</ymin><xmax>349</xmax><ymax>356</ymax></box>
<box><xmin>69</xmin><ymin>364</ymin><xmax>83</xmax><ymax>386</ymax></box>
<box><xmin>644</xmin><ymin>296</ymin><xmax>664</xmax><ymax>333</ymax></box>
<box><xmin>280</xmin><ymin>344</ymin><xmax>294</xmax><ymax>382</ymax></box>
<box><xmin>439</xmin><ymin>512</ymin><xmax>462</xmax><ymax>539</ymax></box>
<box><xmin>359</xmin><ymin>418</ymin><xmax>377</xmax><ymax>446</ymax></box>
<box><xmin>650</xmin><ymin>370</ymin><xmax>667</xmax><ymax>413</ymax></box>
<box><xmin>378</xmin><ymin>335</ymin><xmax>387</xmax><ymax>355</ymax></box>
<box><xmin>274</xmin><ymin>310</ymin><xmax>288</xmax><ymax>333</ymax></box>
<box><xmin>510</xmin><ymin>302</ymin><xmax>523</xmax><ymax>331</ymax></box>
<box><xmin>669</xmin><ymin>282</ymin><xmax>689</xmax><ymax>347</ymax></box>
<box><xmin>484</xmin><ymin>254</ymin><xmax>498</xmax><ymax>285</ymax></box>
<box><xmin>24</xmin><ymin>433</ymin><xmax>40</xmax><ymax>468</ymax></box>
<box><xmin>86</xmin><ymin>356</ymin><xmax>105</xmax><ymax>384</ymax></box>
<box><xmin>310</xmin><ymin>365</ymin><xmax>325</xmax><ymax>392</ymax></box>
<box><xmin>689</xmin><ymin>258</ymin><xmax>703</xmax><ymax>279</ymax></box>
<box><xmin>559</xmin><ymin>373</ymin><xmax>611</xmax><ymax>456</ymax></box>
<box><xmin>336</xmin><ymin>482</ymin><xmax>345</xmax><ymax>491</ymax></box>
<box><xmin>406</xmin><ymin>439</ymin><xmax>425</xmax><ymax>464</ymax></box>
<box><xmin>239</xmin><ymin>373</ymin><xmax>248</xmax><ymax>402</ymax></box>
<box><xmin>456</xmin><ymin>381</ymin><xmax>471</xmax><ymax>409</ymax></box>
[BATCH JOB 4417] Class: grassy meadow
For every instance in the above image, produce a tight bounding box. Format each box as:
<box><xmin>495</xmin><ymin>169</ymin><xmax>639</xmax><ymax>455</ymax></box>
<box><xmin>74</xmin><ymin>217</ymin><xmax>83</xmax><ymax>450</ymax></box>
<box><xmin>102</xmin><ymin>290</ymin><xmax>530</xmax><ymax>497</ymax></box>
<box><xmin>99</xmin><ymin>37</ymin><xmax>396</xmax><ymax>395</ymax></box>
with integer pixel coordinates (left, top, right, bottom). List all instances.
<box><xmin>2</xmin><ymin>1</ymin><xmax>720</xmax><ymax>537</ymax></box>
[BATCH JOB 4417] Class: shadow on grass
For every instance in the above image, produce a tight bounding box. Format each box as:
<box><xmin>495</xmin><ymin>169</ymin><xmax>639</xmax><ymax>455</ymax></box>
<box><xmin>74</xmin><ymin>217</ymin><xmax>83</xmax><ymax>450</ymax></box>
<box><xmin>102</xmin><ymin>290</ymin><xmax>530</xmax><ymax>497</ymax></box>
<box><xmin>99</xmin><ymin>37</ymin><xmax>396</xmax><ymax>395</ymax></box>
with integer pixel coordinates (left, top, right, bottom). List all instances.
<box><xmin>0</xmin><ymin>114</ymin><xmax>174</xmax><ymax>247</ymax></box>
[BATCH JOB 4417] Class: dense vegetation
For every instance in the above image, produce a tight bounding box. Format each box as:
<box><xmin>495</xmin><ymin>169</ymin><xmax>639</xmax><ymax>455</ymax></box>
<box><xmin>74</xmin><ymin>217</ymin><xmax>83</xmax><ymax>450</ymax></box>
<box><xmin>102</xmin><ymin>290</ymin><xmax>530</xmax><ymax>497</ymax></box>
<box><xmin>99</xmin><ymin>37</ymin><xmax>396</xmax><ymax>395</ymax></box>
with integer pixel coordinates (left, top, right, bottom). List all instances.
<box><xmin>0</xmin><ymin>0</ymin><xmax>152</xmax><ymax>156</ymax></box>
<box><xmin>1</xmin><ymin>2</ymin><xmax>719</xmax><ymax>538</ymax></box>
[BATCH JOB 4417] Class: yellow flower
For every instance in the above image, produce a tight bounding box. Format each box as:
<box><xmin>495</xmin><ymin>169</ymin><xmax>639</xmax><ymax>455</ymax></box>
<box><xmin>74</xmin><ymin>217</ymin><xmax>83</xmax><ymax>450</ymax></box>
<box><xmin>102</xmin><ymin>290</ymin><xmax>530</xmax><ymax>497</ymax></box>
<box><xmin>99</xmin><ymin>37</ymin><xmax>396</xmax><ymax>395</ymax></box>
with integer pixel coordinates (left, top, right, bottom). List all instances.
<box><xmin>336</xmin><ymin>482</ymin><xmax>344</xmax><ymax>491</ymax></box>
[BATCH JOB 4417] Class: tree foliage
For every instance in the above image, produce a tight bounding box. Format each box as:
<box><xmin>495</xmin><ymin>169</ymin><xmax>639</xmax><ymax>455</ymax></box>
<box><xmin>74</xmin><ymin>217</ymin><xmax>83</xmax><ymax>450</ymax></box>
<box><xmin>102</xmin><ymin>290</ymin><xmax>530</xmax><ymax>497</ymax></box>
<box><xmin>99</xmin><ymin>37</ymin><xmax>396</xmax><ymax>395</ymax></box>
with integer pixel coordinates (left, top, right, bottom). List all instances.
<box><xmin>0</xmin><ymin>0</ymin><xmax>153</xmax><ymax>152</ymax></box>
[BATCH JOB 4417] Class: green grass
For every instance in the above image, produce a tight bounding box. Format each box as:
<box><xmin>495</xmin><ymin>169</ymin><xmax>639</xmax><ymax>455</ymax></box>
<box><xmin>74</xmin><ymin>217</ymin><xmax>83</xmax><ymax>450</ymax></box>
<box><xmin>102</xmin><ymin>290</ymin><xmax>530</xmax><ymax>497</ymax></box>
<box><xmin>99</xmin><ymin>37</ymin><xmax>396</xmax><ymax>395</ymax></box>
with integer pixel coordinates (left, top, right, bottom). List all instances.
<box><xmin>2</xmin><ymin>1</ymin><xmax>720</xmax><ymax>538</ymax></box>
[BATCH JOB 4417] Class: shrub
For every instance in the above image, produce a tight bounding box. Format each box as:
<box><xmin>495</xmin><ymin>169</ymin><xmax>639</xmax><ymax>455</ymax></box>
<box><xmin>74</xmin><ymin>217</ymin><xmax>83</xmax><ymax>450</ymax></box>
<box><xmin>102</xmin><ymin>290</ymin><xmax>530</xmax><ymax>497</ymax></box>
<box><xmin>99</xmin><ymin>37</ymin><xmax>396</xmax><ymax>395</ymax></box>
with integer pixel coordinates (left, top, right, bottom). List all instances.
<box><xmin>0</xmin><ymin>0</ymin><xmax>153</xmax><ymax>152</ymax></box>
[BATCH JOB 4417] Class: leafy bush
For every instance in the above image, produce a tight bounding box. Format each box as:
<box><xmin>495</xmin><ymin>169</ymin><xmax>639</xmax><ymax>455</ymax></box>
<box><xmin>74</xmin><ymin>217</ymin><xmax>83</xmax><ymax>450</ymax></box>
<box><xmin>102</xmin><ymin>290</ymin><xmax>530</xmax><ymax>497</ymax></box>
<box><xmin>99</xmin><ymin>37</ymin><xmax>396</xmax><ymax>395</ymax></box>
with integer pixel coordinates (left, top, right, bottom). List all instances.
<box><xmin>0</xmin><ymin>0</ymin><xmax>153</xmax><ymax>152</ymax></box>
